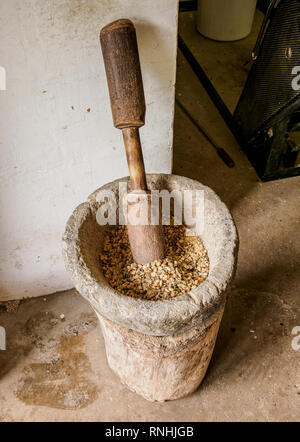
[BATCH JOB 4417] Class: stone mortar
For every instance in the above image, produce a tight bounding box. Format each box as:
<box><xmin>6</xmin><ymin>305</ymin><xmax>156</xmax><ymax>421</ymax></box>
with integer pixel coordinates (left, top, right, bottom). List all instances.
<box><xmin>62</xmin><ymin>174</ymin><xmax>238</xmax><ymax>400</ymax></box>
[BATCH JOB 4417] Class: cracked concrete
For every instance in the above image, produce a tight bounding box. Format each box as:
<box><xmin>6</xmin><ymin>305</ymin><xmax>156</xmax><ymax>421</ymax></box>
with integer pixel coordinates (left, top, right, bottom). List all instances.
<box><xmin>0</xmin><ymin>9</ymin><xmax>299</xmax><ymax>421</ymax></box>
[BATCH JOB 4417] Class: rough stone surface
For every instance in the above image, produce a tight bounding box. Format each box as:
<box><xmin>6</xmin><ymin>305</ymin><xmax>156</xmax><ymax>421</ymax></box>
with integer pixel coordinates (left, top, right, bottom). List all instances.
<box><xmin>62</xmin><ymin>174</ymin><xmax>238</xmax><ymax>337</ymax></box>
<box><xmin>62</xmin><ymin>174</ymin><xmax>238</xmax><ymax>401</ymax></box>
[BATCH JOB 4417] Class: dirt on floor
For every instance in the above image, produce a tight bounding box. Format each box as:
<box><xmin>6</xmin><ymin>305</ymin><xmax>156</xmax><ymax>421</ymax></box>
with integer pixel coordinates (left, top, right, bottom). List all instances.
<box><xmin>0</xmin><ymin>9</ymin><xmax>299</xmax><ymax>421</ymax></box>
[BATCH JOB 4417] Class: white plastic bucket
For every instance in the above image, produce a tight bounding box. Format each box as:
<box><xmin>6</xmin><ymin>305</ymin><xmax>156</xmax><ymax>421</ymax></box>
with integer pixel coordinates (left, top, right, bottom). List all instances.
<box><xmin>197</xmin><ymin>0</ymin><xmax>257</xmax><ymax>41</ymax></box>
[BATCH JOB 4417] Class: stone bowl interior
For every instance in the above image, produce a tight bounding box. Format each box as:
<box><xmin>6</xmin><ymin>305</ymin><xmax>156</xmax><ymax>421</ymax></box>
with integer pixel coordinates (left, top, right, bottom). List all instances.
<box><xmin>62</xmin><ymin>174</ymin><xmax>238</xmax><ymax>336</ymax></box>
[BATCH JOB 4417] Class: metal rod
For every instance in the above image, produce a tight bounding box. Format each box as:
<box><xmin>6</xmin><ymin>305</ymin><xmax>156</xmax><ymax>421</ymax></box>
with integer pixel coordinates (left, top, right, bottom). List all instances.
<box><xmin>178</xmin><ymin>34</ymin><xmax>241</xmax><ymax>144</ymax></box>
<box><xmin>176</xmin><ymin>98</ymin><xmax>235</xmax><ymax>168</ymax></box>
<box><xmin>252</xmin><ymin>0</ymin><xmax>277</xmax><ymax>59</ymax></box>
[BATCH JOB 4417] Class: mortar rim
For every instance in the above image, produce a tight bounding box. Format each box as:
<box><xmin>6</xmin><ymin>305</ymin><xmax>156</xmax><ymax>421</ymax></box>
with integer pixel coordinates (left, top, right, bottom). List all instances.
<box><xmin>62</xmin><ymin>174</ymin><xmax>238</xmax><ymax>336</ymax></box>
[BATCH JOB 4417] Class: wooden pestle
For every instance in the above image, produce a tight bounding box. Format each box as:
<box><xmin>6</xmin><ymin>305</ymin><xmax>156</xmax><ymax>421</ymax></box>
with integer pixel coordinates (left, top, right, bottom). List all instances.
<box><xmin>100</xmin><ymin>19</ymin><xmax>165</xmax><ymax>264</ymax></box>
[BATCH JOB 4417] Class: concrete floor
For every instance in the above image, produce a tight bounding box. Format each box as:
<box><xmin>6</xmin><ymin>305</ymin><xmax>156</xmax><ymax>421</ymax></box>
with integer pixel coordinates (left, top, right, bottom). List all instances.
<box><xmin>0</xmin><ymin>10</ymin><xmax>299</xmax><ymax>422</ymax></box>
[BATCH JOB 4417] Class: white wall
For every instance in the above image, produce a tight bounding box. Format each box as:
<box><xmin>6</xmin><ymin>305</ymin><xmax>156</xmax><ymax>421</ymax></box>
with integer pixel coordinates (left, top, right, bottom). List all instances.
<box><xmin>0</xmin><ymin>0</ymin><xmax>178</xmax><ymax>301</ymax></box>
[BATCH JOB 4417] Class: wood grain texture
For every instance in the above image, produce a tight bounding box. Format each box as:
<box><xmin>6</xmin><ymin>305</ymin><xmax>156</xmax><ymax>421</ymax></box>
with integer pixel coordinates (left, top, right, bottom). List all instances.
<box><xmin>100</xmin><ymin>19</ymin><xmax>165</xmax><ymax>264</ymax></box>
<box><xmin>126</xmin><ymin>192</ymin><xmax>165</xmax><ymax>265</ymax></box>
<box><xmin>122</xmin><ymin>127</ymin><xmax>147</xmax><ymax>191</ymax></box>
<box><xmin>100</xmin><ymin>19</ymin><xmax>145</xmax><ymax>129</ymax></box>
<box><xmin>98</xmin><ymin>308</ymin><xmax>224</xmax><ymax>401</ymax></box>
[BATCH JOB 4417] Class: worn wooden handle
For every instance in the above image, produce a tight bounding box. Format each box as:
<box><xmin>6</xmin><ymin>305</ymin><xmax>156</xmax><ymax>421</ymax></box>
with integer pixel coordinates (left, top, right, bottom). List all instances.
<box><xmin>100</xmin><ymin>19</ymin><xmax>147</xmax><ymax>191</ymax></box>
<box><xmin>122</xmin><ymin>127</ymin><xmax>147</xmax><ymax>191</ymax></box>
<box><xmin>100</xmin><ymin>19</ymin><xmax>145</xmax><ymax>129</ymax></box>
<box><xmin>100</xmin><ymin>19</ymin><xmax>165</xmax><ymax>264</ymax></box>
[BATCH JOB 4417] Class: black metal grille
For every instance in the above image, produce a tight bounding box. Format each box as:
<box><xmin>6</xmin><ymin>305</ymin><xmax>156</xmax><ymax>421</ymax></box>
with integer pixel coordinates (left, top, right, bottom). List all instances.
<box><xmin>234</xmin><ymin>0</ymin><xmax>300</xmax><ymax>141</ymax></box>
